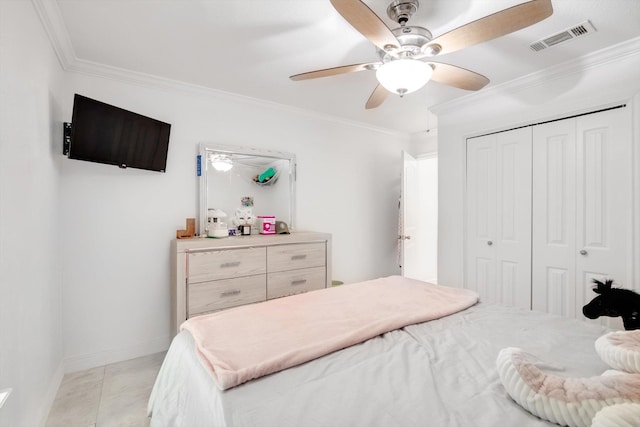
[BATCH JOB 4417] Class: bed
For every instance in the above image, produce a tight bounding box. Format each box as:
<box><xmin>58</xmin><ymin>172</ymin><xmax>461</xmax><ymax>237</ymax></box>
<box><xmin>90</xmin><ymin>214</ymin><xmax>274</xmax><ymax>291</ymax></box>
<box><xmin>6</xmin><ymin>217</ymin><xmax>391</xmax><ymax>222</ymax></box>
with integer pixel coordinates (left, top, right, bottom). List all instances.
<box><xmin>148</xmin><ymin>276</ymin><xmax>612</xmax><ymax>427</ymax></box>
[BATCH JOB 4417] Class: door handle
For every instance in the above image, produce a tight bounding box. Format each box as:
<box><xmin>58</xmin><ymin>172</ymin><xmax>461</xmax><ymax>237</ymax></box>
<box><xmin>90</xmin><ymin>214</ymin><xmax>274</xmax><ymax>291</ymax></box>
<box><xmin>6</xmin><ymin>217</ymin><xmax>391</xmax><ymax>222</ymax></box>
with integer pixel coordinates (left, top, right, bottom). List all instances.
<box><xmin>397</xmin><ymin>235</ymin><xmax>411</xmax><ymax>240</ymax></box>
<box><xmin>487</xmin><ymin>240</ymin><xmax>493</xmax><ymax>246</ymax></box>
<box><xmin>579</xmin><ymin>249</ymin><xmax>588</xmax><ymax>256</ymax></box>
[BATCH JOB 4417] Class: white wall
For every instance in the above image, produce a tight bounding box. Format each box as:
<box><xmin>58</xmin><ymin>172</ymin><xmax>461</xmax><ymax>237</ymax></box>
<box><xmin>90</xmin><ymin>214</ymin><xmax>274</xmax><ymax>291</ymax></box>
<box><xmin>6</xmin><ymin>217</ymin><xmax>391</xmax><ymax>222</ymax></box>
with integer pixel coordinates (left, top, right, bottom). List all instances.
<box><xmin>410</xmin><ymin>109</ymin><xmax>438</xmax><ymax>155</ymax></box>
<box><xmin>58</xmin><ymin>65</ymin><xmax>409</xmax><ymax>371</ymax></box>
<box><xmin>435</xmin><ymin>39</ymin><xmax>640</xmax><ymax>290</ymax></box>
<box><xmin>0</xmin><ymin>2</ymin><xmax>67</xmax><ymax>426</ymax></box>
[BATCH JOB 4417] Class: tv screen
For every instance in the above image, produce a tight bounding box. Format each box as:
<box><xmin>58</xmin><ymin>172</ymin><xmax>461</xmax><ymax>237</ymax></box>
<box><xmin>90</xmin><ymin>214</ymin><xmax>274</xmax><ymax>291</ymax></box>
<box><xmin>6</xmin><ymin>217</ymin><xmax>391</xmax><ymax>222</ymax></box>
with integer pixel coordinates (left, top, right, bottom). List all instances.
<box><xmin>68</xmin><ymin>94</ymin><xmax>171</xmax><ymax>172</ymax></box>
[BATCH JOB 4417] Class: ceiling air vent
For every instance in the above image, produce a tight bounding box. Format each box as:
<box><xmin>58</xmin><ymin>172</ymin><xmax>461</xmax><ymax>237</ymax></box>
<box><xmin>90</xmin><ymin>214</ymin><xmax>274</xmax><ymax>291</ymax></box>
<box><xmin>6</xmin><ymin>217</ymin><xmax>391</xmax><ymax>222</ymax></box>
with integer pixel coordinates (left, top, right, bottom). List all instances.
<box><xmin>529</xmin><ymin>20</ymin><xmax>597</xmax><ymax>52</ymax></box>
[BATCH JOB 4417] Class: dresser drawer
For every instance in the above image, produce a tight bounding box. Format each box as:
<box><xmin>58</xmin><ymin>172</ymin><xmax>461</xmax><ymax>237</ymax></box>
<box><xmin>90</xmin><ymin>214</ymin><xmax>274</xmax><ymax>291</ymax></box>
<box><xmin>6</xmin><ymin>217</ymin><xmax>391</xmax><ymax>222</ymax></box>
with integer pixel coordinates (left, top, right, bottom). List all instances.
<box><xmin>267</xmin><ymin>266</ymin><xmax>326</xmax><ymax>299</ymax></box>
<box><xmin>188</xmin><ymin>275</ymin><xmax>266</xmax><ymax>316</ymax></box>
<box><xmin>187</xmin><ymin>247</ymin><xmax>266</xmax><ymax>283</ymax></box>
<box><xmin>267</xmin><ymin>243</ymin><xmax>326</xmax><ymax>273</ymax></box>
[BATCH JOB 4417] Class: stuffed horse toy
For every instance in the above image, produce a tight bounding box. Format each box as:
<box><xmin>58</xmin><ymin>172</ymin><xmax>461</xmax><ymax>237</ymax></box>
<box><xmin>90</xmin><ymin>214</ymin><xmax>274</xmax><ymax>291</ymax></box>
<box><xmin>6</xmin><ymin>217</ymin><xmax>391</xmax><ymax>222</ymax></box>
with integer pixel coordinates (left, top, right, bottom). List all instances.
<box><xmin>582</xmin><ymin>279</ymin><xmax>640</xmax><ymax>330</ymax></box>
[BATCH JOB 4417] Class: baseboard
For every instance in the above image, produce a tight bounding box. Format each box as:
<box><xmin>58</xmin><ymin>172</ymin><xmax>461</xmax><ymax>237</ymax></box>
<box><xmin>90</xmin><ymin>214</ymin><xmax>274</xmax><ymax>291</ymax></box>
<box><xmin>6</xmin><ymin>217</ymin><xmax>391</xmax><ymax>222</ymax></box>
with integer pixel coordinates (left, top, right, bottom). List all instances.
<box><xmin>63</xmin><ymin>336</ymin><xmax>170</xmax><ymax>373</ymax></box>
<box><xmin>39</xmin><ymin>361</ymin><xmax>64</xmax><ymax>427</ymax></box>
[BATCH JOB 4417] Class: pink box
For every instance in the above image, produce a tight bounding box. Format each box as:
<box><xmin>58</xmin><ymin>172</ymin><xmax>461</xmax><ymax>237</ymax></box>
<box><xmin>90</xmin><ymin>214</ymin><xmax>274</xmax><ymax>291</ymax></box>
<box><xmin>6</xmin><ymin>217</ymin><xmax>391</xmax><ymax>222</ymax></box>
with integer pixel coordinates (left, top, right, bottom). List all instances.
<box><xmin>257</xmin><ymin>216</ymin><xmax>276</xmax><ymax>234</ymax></box>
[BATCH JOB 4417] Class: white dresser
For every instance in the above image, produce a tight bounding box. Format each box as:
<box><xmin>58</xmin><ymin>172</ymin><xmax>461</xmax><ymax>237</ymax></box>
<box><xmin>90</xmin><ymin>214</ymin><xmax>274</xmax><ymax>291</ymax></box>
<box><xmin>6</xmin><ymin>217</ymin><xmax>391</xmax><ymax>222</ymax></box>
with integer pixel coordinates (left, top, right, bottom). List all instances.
<box><xmin>171</xmin><ymin>231</ymin><xmax>332</xmax><ymax>334</ymax></box>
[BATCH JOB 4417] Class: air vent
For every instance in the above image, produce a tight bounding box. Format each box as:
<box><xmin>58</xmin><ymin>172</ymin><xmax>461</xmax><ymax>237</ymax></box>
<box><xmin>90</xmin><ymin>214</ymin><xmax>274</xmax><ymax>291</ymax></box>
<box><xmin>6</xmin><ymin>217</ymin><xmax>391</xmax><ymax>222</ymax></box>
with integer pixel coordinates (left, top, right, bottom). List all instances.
<box><xmin>529</xmin><ymin>20</ymin><xmax>597</xmax><ymax>52</ymax></box>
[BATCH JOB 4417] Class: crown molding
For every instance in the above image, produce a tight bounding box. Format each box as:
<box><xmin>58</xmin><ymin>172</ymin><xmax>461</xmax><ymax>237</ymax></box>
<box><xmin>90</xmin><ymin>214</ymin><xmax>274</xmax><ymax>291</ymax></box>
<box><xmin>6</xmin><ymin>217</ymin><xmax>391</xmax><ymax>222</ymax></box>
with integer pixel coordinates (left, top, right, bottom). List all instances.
<box><xmin>31</xmin><ymin>0</ymin><xmax>75</xmax><ymax>69</ymax></box>
<box><xmin>431</xmin><ymin>35</ymin><xmax>640</xmax><ymax>116</ymax></box>
<box><xmin>29</xmin><ymin>0</ymin><xmax>409</xmax><ymax>138</ymax></box>
<box><xmin>67</xmin><ymin>57</ymin><xmax>410</xmax><ymax>138</ymax></box>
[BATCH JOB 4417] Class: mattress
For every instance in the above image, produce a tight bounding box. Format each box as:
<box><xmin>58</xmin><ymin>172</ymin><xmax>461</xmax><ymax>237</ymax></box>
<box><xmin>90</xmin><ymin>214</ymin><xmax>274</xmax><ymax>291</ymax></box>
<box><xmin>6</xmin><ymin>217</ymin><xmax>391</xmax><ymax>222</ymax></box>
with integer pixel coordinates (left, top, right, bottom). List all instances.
<box><xmin>148</xmin><ymin>302</ymin><xmax>610</xmax><ymax>427</ymax></box>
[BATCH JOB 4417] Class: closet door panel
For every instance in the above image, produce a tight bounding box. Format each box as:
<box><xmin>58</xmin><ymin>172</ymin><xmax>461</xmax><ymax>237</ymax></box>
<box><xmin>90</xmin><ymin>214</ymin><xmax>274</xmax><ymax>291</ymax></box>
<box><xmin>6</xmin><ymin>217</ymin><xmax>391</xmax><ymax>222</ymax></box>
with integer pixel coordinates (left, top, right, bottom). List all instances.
<box><xmin>475</xmin><ymin>257</ymin><xmax>494</xmax><ymax>300</ymax></box>
<box><xmin>544</xmin><ymin>267</ymin><xmax>571</xmax><ymax>316</ymax></box>
<box><xmin>466</xmin><ymin>128</ymin><xmax>531</xmax><ymax>308</ymax></box>
<box><xmin>533</xmin><ymin>107</ymin><xmax>632</xmax><ymax>323</ymax></box>
<box><xmin>495</xmin><ymin>128</ymin><xmax>532</xmax><ymax>309</ymax></box>
<box><xmin>499</xmin><ymin>260</ymin><xmax>518</xmax><ymax>306</ymax></box>
<box><xmin>575</xmin><ymin>108</ymin><xmax>632</xmax><ymax>320</ymax></box>
<box><xmin>466</xmin><ymin>134</ymin><xmax>497</xmax><ymax>298</ymax></box>
<box><xmin>532</xmin><ymin>119</ymin><xmax>576</xmax><ymax>317</ymax></box>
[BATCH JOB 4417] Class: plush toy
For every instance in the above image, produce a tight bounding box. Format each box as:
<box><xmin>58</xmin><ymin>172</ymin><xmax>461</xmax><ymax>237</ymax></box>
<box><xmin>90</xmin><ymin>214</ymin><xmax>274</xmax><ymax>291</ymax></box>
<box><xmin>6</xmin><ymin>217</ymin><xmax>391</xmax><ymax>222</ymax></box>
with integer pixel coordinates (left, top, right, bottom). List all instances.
<box><xmin>591</xmin><ymin>403</ymin><xmax>640</xmax><ymax>427</ymax></box>
<box><xmin>583</xmin><ymin>279</ymin><xmax>640</xmax><ymax>330</ymax></box>
<box><xmin>497</xmin><ymin>330</ymin><xmax>640</xmax><ymax>427</ymax></box>
<box><xmin>232</xmin><ymin>206</ymin><xmax>255</xmax><ymax>227</ymax></box>
<box><xmin>595</xmin><ymin>330</ymin><xmax>640</xmax><ymax>374</ymax></box>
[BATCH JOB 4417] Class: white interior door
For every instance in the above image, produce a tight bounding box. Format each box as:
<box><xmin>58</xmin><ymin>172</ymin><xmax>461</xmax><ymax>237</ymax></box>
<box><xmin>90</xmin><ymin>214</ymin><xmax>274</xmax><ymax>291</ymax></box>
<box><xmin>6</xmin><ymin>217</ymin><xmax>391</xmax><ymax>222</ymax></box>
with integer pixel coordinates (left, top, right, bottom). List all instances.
<box><xmin>495</xmin><ymin>128</ymin><xmax>532</xmax><ymax>309</ymax></box>
<box><xmin>400</xmin><ymin>151</ymin><xmax>419</xmax><ymax>278</ymax></box>
<box><xmin>531</xmin><ymin>119</ymin><xmax>578</xmax><ymax>316</ymax></box>
<box><xmin>532</xmin><ymin>107</ymin><xmax>632</xmax><ymax>324</ymax></box>
<box><xmin>574</xmin><ymin>108</ymin><xmax>632</xmax><ymax>323</ymax></box>
<box><xmin>466</xmin><ymin>128</ymin><xmax>532</xmax><ymax>309</ymax></box>
<box><xmin>466</xmin><ymin>134</ymin><xmax>497</xmax><ymax>299</ymax></box>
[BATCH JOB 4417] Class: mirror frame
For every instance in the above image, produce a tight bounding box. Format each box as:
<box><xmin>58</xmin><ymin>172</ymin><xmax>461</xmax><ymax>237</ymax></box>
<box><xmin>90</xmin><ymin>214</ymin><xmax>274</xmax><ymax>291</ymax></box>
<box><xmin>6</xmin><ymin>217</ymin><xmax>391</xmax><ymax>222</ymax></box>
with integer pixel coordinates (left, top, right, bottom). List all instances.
<box><xmin>198</xmin><ymin>143</ymin><xmax>297</xmax><ymax>236</ymax></box>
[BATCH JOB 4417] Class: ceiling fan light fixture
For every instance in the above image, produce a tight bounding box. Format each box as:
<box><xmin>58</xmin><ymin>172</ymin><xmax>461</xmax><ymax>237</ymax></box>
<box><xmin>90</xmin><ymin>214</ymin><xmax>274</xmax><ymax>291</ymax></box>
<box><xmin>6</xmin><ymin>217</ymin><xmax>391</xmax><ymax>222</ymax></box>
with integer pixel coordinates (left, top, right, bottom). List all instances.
<box><xmin>376</xmin><ymin>59</ymin><xmax>432</xmax><ymax>96</ymax></box>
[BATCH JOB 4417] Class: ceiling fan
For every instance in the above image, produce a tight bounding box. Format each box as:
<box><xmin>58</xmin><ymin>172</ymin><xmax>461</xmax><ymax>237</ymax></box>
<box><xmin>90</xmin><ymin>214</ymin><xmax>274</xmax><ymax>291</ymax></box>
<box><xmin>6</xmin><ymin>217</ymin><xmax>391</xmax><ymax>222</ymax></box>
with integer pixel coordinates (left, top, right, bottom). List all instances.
<box><xmin>290</xmin><ymin>0</ymin><xmax>553</xmax><ymax>109</ymax></box>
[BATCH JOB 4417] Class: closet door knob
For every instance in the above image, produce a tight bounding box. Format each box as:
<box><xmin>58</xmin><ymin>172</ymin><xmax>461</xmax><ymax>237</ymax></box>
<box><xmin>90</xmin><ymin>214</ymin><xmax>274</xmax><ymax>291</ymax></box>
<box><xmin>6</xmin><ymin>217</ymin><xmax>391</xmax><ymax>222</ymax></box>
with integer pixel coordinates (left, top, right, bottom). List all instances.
<box><xmin>487</xmin><ymin>240</ymin><xmax>493</xmax><ymax>246</ymax></box>
<box><xmin>579</xmin><ymin>249</ymin><xmax>588</xmax><ymax>256</ymax></box>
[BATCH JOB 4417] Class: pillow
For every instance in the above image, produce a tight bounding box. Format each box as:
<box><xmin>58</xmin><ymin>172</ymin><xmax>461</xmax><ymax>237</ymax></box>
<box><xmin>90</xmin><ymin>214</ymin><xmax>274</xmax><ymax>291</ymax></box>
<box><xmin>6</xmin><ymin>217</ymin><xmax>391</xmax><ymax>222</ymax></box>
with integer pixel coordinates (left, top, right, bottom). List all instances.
<box><xmin>591</xmin><ymin>403</ymin><xmax>640</xmax><ymax>427</ymax></box>
<box><xmin>496</xmin><ymin>347</ymin><xmax>640</xmax><ymax>427</ymax></box>
<box><xmin>595</xmin><ymin>330</ymin><xmax>640</xmax><ymax>374</ymax></box>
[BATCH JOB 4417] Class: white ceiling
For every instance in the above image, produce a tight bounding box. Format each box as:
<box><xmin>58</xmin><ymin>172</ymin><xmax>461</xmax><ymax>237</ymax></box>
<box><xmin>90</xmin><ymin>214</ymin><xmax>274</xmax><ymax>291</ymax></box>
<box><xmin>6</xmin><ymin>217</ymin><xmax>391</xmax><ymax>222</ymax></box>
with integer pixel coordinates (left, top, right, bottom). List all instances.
<box><xmin>50</xmin><ymin>0</ymin><xmax>640</xmax><ymax>134</ymax></box>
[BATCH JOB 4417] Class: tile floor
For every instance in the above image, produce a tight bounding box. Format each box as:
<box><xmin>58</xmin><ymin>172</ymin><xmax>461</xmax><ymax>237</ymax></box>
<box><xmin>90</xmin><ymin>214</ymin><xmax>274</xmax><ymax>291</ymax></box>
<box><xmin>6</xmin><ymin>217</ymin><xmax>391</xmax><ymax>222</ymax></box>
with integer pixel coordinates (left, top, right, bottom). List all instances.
<box><xmin>45</xmin><ymin>351</ymin><xmax>166</xmax><ymax>427</ymax></box>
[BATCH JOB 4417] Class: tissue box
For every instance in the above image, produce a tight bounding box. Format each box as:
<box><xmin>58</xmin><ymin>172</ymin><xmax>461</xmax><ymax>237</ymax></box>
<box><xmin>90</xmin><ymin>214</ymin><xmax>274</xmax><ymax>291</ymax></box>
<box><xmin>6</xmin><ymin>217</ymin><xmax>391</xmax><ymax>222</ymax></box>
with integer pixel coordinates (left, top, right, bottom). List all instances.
<box><xmin>257</xmin><ymin>216</ymin><xmax>276</xmax><ymax>235</ymax></box>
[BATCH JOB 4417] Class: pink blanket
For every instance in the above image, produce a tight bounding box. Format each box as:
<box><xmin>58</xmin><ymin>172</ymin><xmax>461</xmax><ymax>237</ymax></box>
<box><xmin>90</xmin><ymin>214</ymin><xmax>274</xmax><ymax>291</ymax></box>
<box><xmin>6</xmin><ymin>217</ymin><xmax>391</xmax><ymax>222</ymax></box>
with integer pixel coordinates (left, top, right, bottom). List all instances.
<box><xmin>181</xmin><ymin>275</ymin><xmax>479</xmax><ymax>390</ymax></box>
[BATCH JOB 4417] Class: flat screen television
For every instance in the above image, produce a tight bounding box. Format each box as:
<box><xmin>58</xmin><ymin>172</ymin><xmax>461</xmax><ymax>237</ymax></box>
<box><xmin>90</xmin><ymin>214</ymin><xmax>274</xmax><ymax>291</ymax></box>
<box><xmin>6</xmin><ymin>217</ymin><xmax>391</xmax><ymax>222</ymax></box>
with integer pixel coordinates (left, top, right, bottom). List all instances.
<box><xmin>67</xmin><ymin>94</ymin><xmax>171</xmax><ymax>172</ymax></box>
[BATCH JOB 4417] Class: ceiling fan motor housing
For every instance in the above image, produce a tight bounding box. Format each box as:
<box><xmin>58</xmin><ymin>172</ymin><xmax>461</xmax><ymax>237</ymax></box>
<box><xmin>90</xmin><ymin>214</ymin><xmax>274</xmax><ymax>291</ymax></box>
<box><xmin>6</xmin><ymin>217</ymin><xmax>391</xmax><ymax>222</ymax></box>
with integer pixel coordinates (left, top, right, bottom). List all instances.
<box><xmin>385</xmin><ymin>0</ymin><xmax>439</xmax><ymax>58</ymax></box>
<box><xmin>387</xmin><ymin>0</ymin><xmax>420</xmax><ymax>25</ymax></box>
<box><xmin>391</xmin><ymin>26</ymin><xmax>433</xmax><ymax>56</ymax></box>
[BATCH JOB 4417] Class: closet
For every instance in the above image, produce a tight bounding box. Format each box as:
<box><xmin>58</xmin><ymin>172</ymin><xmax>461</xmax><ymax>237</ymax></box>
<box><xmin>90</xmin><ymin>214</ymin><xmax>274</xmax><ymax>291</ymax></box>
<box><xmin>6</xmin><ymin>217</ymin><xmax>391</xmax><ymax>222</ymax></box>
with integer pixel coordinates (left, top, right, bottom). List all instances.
<box><xmin>531</xmin><ymin>107</ymin><xmax>632</xmax><ymax>318</ymax></box>
<box><xmin>466</xmin><ymin>106</ymin><xmax>632</xmax><ymax>319</ymax></box>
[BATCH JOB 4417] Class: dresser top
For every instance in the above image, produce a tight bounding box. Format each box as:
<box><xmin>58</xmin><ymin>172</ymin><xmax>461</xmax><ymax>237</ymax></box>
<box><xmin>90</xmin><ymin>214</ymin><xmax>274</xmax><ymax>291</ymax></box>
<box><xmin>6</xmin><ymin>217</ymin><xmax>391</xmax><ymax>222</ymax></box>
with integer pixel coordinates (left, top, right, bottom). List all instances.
<box><xmin>172</xmin><ymin>231</ymin><xmax>331</xmax><ymax>253</ymax></box>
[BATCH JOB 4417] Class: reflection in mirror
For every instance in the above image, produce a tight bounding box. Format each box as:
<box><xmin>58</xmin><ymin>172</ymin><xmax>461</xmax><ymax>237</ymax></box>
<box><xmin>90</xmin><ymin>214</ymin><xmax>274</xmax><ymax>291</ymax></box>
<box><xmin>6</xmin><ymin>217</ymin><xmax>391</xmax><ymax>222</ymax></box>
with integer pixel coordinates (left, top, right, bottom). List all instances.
<box><xmin>198</xmin><ymin>143</ymin><xmax>296</xmax><ymax>236</ymax></box>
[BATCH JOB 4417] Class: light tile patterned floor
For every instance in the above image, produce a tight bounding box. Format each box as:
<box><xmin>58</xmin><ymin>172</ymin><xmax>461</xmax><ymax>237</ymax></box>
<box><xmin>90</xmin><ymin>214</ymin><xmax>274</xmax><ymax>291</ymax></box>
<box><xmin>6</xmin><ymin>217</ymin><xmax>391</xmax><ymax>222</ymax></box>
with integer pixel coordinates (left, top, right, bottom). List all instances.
<box><xmin>45</xmin><ymin>352</ymin><xmax>166</xmax><ymax>427</ymax></box>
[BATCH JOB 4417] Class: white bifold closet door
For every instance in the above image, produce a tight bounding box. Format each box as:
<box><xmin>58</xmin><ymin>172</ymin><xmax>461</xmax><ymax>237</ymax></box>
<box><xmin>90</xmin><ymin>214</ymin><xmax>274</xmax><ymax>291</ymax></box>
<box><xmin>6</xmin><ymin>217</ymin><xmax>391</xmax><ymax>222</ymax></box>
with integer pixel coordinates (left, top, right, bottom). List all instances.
<box><xmin>466</xmin><ymin>127</ymin><xmax>532</xmax><ymax>309</ymax></box>
<box><xmin>531</xmin><ymin>107</ymin><xmax>632</xmax><ymax>320</ymax></box>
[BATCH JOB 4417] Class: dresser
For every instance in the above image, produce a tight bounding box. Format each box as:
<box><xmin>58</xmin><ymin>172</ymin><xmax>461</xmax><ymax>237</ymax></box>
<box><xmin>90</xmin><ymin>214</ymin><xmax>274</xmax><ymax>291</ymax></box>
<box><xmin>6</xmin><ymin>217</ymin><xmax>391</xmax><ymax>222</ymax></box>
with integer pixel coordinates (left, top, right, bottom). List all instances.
<box><xmin>171</xmin><ymin>231</ymin><xmax>332</xmax><ymax>334</ymax></box>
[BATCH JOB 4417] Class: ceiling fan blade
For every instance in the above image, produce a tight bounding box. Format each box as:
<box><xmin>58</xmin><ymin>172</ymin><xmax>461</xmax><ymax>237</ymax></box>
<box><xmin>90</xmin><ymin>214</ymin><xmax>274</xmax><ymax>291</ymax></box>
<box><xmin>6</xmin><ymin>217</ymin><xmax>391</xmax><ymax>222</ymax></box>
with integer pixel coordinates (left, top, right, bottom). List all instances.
<box><xmin>290</xmin><ymin>62</ymin><xmax>378</xmax><ymax>81</ymax></box>
<box><xmin>330</xmin><ymin>0</ymin><xmax>399</xmax><ymax>52</ymax></box>
<box><xmin>426</xmin><ymin>0</ymin><xmax>553</xmax><ymax>56</ymax></box>
<box><xmin>365</xmin><ymin>84</ymin><xmax>389</xmax><ymax>109</ymax></box>
<box><xmin>427</xmin><ymin>62</ymin><xmax>489</xmax><ymax>91</ymax></box>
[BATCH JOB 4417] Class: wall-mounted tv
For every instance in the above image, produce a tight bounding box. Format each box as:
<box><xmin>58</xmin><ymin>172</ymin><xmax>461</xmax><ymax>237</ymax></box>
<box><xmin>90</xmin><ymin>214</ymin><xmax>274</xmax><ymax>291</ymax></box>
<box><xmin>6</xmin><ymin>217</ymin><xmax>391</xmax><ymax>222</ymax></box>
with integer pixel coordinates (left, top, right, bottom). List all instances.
<box><xmin>66</xmin><ymin>94</ymin><xmax>171</xmax><ymax>172</ymax></box>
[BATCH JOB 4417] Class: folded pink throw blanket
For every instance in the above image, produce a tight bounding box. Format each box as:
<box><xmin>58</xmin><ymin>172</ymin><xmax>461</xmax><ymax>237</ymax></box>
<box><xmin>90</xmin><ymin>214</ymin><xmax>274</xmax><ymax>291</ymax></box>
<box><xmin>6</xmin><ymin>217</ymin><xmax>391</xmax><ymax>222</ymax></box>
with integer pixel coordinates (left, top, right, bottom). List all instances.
<box><xmin>181</xmin><ymin>275</ymin><xmax>479</xmax><ymax>390</ymax></box>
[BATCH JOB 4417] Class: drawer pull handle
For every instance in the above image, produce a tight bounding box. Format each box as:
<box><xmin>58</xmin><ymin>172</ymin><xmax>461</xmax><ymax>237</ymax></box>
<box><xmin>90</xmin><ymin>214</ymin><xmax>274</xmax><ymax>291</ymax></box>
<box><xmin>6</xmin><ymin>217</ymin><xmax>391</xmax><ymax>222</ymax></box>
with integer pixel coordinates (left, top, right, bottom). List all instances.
<box><xmin>220</xmin><ymin>261</ymin><xmax>241</xmax><ymax>268</ymax></box>
<box><xmin>291</xmin><ymin>255</ymin><xmax>307</xmax><ymax>261</ymax></box>
<box><xmin>291</xmin><ymin>279</ymin><xmax>307</xmax><ymax>286</ymax></box>
<box><xmin>221</xmin><ymin>290</ymin><xmax>241</xmax><ymax>297</ymax></box>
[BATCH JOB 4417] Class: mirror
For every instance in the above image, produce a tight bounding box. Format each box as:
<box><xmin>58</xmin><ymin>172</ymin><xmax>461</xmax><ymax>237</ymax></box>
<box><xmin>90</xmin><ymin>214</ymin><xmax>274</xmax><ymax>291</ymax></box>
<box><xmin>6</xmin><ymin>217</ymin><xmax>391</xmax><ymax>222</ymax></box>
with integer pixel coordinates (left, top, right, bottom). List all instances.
<box><xmin>198</xmin><ymin>143</ymin><xmax>296</xmax><ymax>236</ymax></box>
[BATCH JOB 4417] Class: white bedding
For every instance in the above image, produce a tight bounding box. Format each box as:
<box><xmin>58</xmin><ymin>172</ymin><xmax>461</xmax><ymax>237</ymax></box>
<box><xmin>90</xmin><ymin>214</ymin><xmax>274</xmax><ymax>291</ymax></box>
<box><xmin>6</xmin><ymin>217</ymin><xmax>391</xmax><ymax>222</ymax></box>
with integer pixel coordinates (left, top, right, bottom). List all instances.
<box><xmin>148</xmin><ymin>303</ymin><xmax>610</xmax><ymax>427</ymax></box>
